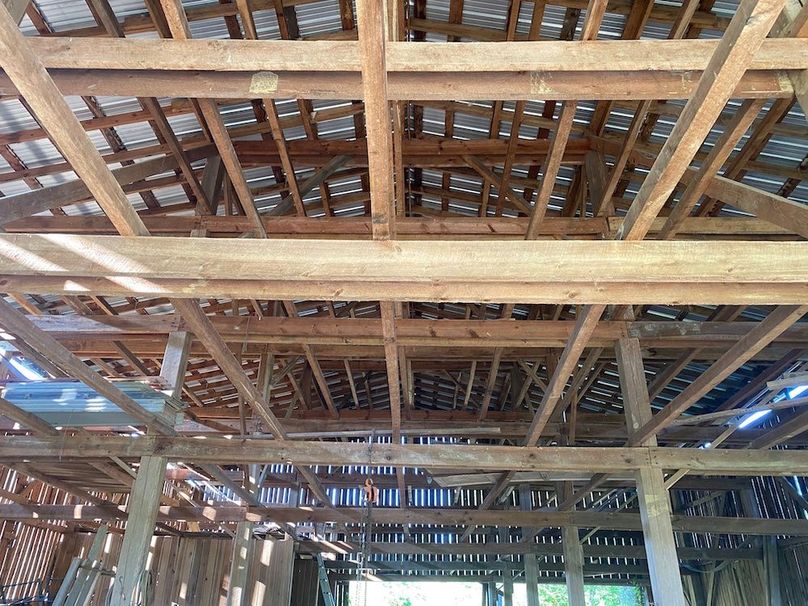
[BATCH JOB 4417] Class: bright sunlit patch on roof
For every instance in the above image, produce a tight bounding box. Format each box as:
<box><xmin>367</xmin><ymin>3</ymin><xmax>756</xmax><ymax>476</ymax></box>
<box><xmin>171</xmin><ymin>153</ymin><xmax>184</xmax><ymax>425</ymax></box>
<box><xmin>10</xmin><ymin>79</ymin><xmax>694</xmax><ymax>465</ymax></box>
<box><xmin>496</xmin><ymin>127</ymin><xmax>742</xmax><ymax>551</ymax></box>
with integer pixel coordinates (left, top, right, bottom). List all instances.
<box><xmin>737</xmin><ymin>409</ymin><xmax>771</xmax><ymax>429</ymax></box>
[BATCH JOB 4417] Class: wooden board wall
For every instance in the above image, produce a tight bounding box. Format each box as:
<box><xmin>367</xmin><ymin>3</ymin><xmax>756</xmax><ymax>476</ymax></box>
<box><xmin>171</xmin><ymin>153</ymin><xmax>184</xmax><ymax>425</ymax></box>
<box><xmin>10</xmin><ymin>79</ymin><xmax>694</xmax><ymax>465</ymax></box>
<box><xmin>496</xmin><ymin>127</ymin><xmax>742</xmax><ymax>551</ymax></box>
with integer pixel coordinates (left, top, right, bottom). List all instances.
<box><xmin>57</xmin><ymin>532</ymin><xmax>295</xmax><ymax>606</ymax></box>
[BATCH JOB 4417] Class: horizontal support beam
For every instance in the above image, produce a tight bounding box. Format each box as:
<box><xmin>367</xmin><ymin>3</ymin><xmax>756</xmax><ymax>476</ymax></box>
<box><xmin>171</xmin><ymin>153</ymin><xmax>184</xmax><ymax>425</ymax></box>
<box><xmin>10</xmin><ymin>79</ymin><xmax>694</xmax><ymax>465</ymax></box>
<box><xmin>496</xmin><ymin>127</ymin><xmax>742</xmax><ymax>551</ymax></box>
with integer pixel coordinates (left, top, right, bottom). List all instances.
<box><xmin>2</xmin><ymin>504</ymin><xmax>805</xmax><ymax>536</ymax></box>
<box><xmin>0</xmin><ymin>236</ymin><xmax>804</xmax><ymax>304</ymax></box>
<box><xmin>3</xmin><ymin>215</ymin><xmax>795</xmax><ymax>238</ymax></box>
<box><xmin>2</xmin><ymin>436</ymin><xmax>808</xmax><ymax>476</ymax></box>
<box><xmin>303</xmin><ymin>540</ymin><xmax>759</xmax><ymax>561</ymax></box>
<box><xmin>19</xmin><ymin>315</ymin><xmax>808</xmax><ymax>351</ymax></box>
<box><xmin>0</xmin><ymin>70</ymin><xmax>789</xmax><ymax>101</ymax></box>
<box><xmin>22</xmin><ymin>38</ymin><xmax>808</xmax><ymax>73</ymax></box>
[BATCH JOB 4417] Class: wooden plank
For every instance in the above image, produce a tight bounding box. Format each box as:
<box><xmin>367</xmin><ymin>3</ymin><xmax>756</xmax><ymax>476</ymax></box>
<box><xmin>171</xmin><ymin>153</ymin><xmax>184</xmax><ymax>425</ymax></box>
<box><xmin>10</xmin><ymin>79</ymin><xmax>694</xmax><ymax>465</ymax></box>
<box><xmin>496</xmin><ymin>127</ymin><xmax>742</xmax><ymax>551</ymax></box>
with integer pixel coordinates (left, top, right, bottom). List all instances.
<box><xmin>0</xmin><ymin>236</ymin><xmax>804</xmax><ymax>304</ymax></box>
<box><xmin>617</xmin><ymin>0</ymin><xmax>788</xmax><ymax>241</ymax></box>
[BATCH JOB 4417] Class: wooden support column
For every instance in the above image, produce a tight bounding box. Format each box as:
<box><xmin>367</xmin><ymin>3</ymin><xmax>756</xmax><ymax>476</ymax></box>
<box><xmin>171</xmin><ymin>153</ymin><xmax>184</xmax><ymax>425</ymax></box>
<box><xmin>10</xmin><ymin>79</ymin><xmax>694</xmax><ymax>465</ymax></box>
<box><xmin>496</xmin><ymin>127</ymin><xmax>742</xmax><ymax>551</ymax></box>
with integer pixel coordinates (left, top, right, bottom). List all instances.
<box><xmin>109</xmin><ymin>455</ymin><xmax>167</xmax><ymax>606</ymax></box>
<box><xmin>519</xmin><ymin>484</ymin><xmax>540</xmax><ymax>606</ymax></box>
<box><xmin>503</xmin><ymin>575</ymin><xmax>513</xmax><ymax>606</ymax></box>
<box><xmin>765</xmin><ymin>536</ymin><xmax>783</xmax><ymax>606</ymax></box>
<box><xmin>560</xmin><ymin>486</ymin><xmax>586</xmax><ymax>606</ymax></box>
<box><xmin>616</xmin><ymin>337</ymin><xmax>686</xmax><ymax>606</ymax></box>
<box><xmin>110</xmin><ymin>332</ymin><xmax>190</xmax><ymax>606</ymax></box>
<box><xmin>226</xmin><ymin>521</ymin><xmax>255</xmax><ymax>606</ymax></box>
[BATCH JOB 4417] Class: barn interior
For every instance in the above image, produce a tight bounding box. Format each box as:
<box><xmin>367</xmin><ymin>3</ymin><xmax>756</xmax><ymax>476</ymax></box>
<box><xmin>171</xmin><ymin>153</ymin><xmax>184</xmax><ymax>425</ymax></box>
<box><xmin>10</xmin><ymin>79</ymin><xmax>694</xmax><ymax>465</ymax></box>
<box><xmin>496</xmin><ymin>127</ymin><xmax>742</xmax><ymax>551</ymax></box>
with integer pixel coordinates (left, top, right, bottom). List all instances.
<box><xmin>0</xmin><ymin>0</ymin><xmax>807</xmax><ymax>604</ymax></box>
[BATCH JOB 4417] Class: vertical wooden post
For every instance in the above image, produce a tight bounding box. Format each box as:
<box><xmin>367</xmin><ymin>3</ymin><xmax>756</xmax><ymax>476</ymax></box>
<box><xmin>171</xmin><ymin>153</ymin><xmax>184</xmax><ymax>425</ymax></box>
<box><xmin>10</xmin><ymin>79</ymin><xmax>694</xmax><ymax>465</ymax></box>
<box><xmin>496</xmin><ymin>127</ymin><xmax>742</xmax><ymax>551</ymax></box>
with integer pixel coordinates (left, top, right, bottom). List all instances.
<box><xmin>562</xmin><ymin>523</ymin><xmax>586</xmax><ymax>605</ymax></box>
<box><xmin>519</xmin><ymin>484</ymin><xmax>540</xmax><ymax>606</ymax></box>
<box><xmin>226</xmin><ymin>521</ymin><xmax>255</xmax><ymax>606</ymax></box>
<box><xmin>616</xmin><ymin>337</ymin><xmax>687</xmax><ymax>606</ymax></box>
<box><xmin>109</xmin><ymin>332</ymin><xmax>190</xmax><ymax>606</ymax></box>
<box><xmin>108</xmin><ymin>455</ymin><xmax>168</xmax><ymax>606</ymax></box>
<box><xmin>765</xmin><ymin>537</ymin><xmax>783</xmax><ymax>606</ymax></box>
<box><xmin>558</xmin><ymin>478</ymin><xmax>585</xmax><ymax>605</ymax></box>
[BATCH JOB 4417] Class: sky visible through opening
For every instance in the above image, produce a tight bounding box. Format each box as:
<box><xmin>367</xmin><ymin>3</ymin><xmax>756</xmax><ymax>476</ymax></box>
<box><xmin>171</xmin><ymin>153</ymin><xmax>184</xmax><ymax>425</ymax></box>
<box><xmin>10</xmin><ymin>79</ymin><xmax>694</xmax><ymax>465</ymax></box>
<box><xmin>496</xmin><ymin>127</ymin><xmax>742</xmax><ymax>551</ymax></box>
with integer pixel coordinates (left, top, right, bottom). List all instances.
<box><xmin>348</xmin><ymin>581</ymin><xmax>645</xmax><ymax>606</ymax></box>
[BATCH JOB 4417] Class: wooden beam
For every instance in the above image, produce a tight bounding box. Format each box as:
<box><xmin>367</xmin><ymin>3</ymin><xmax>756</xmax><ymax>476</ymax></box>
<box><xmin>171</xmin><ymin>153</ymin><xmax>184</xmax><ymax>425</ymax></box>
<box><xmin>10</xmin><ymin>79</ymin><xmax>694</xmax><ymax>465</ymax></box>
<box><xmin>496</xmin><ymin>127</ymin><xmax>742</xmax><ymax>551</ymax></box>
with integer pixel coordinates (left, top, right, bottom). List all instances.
<box><xmin>617</xmin><ymin>0</ymin><xmax>788</xmax><ymax>241</ymax></box>
<box><xmin>524</xmin><ymin>305</ymin><xmax>605</xmax><ymax>445</ymax></box>
<box><xmin>0</xmin><ymin>236</ymin><xmax>804</xmax><ymax>304</ymax></box>
<box><xmin>226</xmin><ymin>522</ymin><xmax>255</xmax><ymax>606</ymax></box>
<box><xmin>158</xmin><ymin>0</ymin><xmax>266</xmax><ymax>237</ymax></box>
<box><xmin>356</xmin><ymin>0</ymin><xmax>395</xmax><ymax>239</ymax></box>
<box><xmin>109</xmin><ymin>455</ymin><xmax>168</xmax><ymax>606</ymax></box>
<box><xmin>21</xmin><ymin>38</ymin><xmax>808</xmax><ymax>73</ymax></box>
<box><xmin>3</xmin><ymin>214</ymin><xmax>799</xmax><ymax>239</ymax></box>
<box><xmin>171</xmin><ymin>299</ymin><xmax>288</xmax><ymax>439</ymax></box>
<box><xmin>659</xmin><ymin>99</ymin><xmax>767</xmax><ymax>238</ymax></box>
<box><xmin>519</xmin><ymin>484</ymin><xmax>540</xmax><ymax>606</ymax></box>
<box><xmin>616</xmin><ymin>336</ymin><xmax>687</xmax><ymax>606</ymax></box>
<box><xmin>3</xmin><ymin>436</ymin><xmax>808</xmax><ymax>476</ymax></box>
<box><xmin>0</xmin><ymin>5</ymin><xmax>148</xmax><ymax>237</ymax></box>
<box><xmin>0</xmin><ymin>69</ymin><xmax>790</xmax><ymax>102</ymax></box>
<box><xmin>631</xmin><ymin>306</ymin><xmax>808</xmax><ymax>445</ymax></box>
<box><xmin>0</xmin><ymin>298</ymin><xmax>173</xmax><ymax>434</ymax></box>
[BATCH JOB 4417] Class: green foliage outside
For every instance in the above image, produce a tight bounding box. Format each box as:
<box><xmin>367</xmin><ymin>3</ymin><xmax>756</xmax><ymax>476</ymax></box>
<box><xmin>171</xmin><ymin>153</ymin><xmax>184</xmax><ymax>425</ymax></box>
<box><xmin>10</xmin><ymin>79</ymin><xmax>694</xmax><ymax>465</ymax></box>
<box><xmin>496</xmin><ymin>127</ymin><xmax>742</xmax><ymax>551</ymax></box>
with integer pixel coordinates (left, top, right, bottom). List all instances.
<box><xmin>351</xmin><ymin>581</ymin><xmax>644</xmax><ymax>606</ymax></box>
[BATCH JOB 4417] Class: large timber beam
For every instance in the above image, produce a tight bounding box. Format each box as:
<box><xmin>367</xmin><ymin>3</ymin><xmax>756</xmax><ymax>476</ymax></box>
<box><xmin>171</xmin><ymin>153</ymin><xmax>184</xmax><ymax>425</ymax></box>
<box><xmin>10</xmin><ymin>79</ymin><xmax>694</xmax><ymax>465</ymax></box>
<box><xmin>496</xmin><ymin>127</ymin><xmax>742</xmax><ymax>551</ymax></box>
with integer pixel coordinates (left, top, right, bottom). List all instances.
<box><xmin>14</xmin><ymin>315</ymin><xmax>808</xmax><ymax>350</ymax></box>
<box><xmin>2</xmin><ymin>437</ymin><xmax>808</xmax><ymax>476</ymax></box>
<box><xmin>18</xmin><ymin>37</ymin><xmax>808</xmax><ymax>73</ymax></box>
<box><xmin>0</xmin><ymin>70</ymin><xmax>791</xmax><ymax>101</ymax></box>
<box><xmin>0</xmin><ymin>235</ymin><xmax>804</xmax><ymax>304</ymax></box>
<box><xmin>4</xmin><ymin>505</ymin><xmax>805</xmax><ymax>536</ymax></box>
<box><xmin>617</xmin><ymin>336</ymin><xmax>687</xmax><ymax>606</ymax></box>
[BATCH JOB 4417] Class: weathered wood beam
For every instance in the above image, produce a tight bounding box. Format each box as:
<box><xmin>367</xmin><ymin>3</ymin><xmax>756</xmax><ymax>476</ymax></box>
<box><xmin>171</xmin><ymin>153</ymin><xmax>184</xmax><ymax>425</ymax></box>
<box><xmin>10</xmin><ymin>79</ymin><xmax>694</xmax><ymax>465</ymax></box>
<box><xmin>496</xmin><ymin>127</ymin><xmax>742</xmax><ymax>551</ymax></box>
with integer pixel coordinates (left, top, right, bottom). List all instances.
<box><xmin>0</xmin><ymin>6</ymin><xmax>148</xmax><ymax>236</ymax></box>
<box><xmin>0</xmin><ymin>236</ymin><xmax>804</xmax><ymax>304</ymax></box>
<box><xmin>0</xmin><ymin>298</ymin><xmax>173</xmax><ymax>433</ymax></box>
<box><xmin>356</xmin><ymin>0</ymin><xmax>395</xmax><ymax>239</ymax></box>
<box><xmin>20</xmin><ymin>38</ymin><xmax>808</xmax><ymax>73</ymax></box>
<box><xmin>0</xmin><ymin>69</ymin><xmax>789</xmax><ymax>101</ymax></box>
<box><xmin>3</xmin><ymin>214</ymin><xmax>799</xmax><ymax>239</ymax></box>
<box><xmin>618</xmin><ymin>0</ymin><xmax>788</xmax><ymax>241</ymax></box>
<box><xmin>631</xmin><ymin>306</ymin><xmax>808</xmax><ymax>445</ymax></box>
<box><xmin>3</xmin><ymin>436</ymin><xmax>808</xmax><ymax>476</ymax></box>
<box><xmin>617</xmin><ymin>336</ymin><xmax>687</xmax><ymax>605</ymax></box>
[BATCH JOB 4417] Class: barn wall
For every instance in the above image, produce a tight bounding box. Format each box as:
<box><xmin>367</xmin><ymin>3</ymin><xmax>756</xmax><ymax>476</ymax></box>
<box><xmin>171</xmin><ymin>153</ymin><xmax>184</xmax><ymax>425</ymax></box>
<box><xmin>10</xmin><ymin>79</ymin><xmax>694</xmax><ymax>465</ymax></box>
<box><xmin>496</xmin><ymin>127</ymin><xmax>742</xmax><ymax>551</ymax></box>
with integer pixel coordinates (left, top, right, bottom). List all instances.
<box><xmin>46</xmin><ymin>531</ymin><xmax>295</xmax><ymax>606</ymax></box>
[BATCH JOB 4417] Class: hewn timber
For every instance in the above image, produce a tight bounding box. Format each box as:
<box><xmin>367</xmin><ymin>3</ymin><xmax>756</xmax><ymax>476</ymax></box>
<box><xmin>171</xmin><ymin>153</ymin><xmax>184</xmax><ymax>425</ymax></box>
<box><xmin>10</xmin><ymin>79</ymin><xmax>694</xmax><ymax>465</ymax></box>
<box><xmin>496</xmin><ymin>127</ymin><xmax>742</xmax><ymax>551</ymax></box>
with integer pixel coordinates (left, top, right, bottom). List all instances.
<box><xmin>0</xmin><ymin>70</ymin><xmax>790</xmax><ymax>101</ymax></box>
<box><xmin>19</xmin><ymin>38</ymin><xmax>808</xmax><ymax>73</ymax></box>
<box><xmin>0</xmin><ymin>236</ymin><xmax>804</xmax><ymax>304</ymax></box>
<box><xmin>2</xmin><ymin>437</ymin><xmax>808</xmax><ymax>476</ymax></box>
